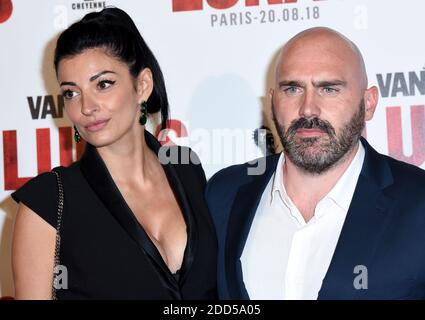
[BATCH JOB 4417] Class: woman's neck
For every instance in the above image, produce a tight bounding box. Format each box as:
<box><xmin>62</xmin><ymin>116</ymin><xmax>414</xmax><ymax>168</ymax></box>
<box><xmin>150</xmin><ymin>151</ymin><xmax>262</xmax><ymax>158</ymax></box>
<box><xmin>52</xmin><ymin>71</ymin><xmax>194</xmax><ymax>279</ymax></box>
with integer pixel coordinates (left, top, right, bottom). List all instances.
<box><xmin>96</xmin><ymin>129</ymin><xmax>156</xmax><ymax>185</ymax></box>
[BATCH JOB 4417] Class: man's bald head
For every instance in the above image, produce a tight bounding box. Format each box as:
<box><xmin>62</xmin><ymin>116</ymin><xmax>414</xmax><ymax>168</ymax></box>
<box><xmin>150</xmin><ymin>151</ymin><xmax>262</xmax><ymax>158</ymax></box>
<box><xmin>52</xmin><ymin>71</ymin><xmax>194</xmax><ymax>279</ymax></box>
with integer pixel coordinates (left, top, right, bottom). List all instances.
<box><xmin>271</xmin><ymin>26</ymin><xmax>379</xmax><ymax>174</ymax></box>
<box><xmin>276</xmin><ymin>27</ymin><xmax>368</xmax><ymax>91</ymax></box>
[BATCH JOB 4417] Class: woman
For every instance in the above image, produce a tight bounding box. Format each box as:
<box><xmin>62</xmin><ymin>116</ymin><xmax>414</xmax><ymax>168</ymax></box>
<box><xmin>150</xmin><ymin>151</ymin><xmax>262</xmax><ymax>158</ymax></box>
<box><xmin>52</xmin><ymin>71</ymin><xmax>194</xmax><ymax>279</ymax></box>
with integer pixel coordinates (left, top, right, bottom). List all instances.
<box><xmin>11</xmin><ymin>7</ymin><xmax>217</xmax><ymax>300</ymax></box>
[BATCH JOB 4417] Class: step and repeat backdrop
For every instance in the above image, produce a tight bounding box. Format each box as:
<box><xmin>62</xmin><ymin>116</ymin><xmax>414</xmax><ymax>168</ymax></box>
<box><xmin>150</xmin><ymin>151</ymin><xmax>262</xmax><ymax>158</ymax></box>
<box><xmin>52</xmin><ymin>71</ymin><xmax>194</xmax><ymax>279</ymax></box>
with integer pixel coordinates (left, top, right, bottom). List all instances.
<box><xmin>0</xmin><ymin>0</ymin><xmax>423</xmax><ymax>297</ymax></box>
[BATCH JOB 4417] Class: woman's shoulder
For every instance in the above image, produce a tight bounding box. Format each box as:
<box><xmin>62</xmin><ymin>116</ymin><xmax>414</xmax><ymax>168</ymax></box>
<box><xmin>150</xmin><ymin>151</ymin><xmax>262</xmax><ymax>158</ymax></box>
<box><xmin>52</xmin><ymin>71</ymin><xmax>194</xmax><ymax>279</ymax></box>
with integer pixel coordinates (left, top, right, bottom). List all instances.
<box><xmin>159</xmin><ymin>145</ymin><xmax>207</xmax><ymax>187</ymax></box>
<box><xmin>159</xmin><ymin>145</ymin><xmax>203</xmax><ymax>167</ymax></box>
<box><xmin>12</xmin><ymin>171</ymin><xmax>57</xmax><ymax>198</ymax></box>
<box><xmin>11</xmin><ymin>164</ymin><xmax>79</xmax><ymax>227</ymax></box>
<box><xmin>13</xmin><ymin>163</ymin><xmax>79</xmax><ymax>192</ymax></box>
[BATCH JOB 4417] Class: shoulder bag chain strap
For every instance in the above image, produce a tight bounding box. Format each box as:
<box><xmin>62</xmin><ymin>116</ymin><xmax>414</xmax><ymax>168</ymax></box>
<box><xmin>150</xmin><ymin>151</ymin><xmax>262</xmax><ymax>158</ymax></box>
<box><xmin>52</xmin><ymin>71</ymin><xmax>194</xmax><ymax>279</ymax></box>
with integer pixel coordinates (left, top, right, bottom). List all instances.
<box><xmin>51</xmin><ymin>169</ymin><xmax>64</xmax><ymax>300</ymax></box>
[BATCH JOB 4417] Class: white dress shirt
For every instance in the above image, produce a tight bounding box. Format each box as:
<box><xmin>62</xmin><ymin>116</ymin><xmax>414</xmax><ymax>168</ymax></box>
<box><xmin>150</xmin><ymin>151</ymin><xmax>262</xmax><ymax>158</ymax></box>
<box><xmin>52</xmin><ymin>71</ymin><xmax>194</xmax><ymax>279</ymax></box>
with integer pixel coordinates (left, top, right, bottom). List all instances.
<box><xmin>240</xmin><ymin>143</ymin><xmax>365</xmax><ymax>299</ymax></box>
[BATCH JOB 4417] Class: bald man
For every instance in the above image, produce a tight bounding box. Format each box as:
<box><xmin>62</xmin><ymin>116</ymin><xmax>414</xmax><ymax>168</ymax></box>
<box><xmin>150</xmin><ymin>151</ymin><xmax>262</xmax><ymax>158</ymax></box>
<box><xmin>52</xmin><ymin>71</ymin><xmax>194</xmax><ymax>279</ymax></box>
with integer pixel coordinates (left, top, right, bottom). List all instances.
<box><xmin>206</xmin><ymin>27</ymin><xmax>425</xmax><ymax>300</ymax></box>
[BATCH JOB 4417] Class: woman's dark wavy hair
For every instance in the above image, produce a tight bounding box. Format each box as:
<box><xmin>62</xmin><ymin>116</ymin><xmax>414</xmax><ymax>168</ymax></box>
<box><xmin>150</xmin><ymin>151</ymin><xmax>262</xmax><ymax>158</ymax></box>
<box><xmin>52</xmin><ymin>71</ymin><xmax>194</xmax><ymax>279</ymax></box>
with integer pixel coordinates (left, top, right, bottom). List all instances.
<box><xmin>54</xmin><ymin>7</ymin><xmax>169</xmax><ymax>129</ymax></box>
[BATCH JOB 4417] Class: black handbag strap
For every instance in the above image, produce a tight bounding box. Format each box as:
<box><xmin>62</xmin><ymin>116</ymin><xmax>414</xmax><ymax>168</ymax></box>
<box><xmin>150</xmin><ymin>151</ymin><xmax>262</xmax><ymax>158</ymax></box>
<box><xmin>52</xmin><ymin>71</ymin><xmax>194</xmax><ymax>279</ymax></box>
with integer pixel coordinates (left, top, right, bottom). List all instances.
<box><xmin>51</xmin><ymin>169</ymin><xmax>64</xmax><ymax>300</ymax></box>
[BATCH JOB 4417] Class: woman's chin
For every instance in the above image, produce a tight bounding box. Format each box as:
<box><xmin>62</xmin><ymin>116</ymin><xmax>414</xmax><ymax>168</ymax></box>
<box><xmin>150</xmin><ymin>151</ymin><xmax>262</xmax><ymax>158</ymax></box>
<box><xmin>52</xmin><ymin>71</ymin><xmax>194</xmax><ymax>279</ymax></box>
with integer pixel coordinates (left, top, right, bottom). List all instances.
<box><xmin>83</xmin><ymin>135</ymin><xmax>114</xmax><ymax>148</ymax></box>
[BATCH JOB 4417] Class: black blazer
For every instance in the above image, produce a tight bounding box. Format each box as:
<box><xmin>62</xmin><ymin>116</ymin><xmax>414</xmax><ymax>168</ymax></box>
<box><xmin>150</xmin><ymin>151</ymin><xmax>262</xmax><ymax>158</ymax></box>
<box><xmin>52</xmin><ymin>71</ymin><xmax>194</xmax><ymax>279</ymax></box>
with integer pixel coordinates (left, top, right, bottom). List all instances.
<box><xmin>13</xmin><ymin>131</ymin><xmax>217</xmax><ymax>299</ymax></box>
<box><xmin>206</xmin><ymin>137</ymin><xmax>425</xmax><ymax>300</ymax></box>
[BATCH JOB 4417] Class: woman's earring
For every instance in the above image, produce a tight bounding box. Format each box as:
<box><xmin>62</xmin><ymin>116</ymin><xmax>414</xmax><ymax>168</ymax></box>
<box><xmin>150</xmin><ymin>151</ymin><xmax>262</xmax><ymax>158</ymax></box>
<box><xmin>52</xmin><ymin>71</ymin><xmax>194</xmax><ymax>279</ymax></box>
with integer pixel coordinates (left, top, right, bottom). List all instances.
<box><xmin>139</xmin><ymin>101</ymin><xmax>148</xmax><ymax>126</ymax></box>
<box><xmin>74</xmin><ymin>125</ymin><xmax>81</xmax><ymax>143</ymax></box>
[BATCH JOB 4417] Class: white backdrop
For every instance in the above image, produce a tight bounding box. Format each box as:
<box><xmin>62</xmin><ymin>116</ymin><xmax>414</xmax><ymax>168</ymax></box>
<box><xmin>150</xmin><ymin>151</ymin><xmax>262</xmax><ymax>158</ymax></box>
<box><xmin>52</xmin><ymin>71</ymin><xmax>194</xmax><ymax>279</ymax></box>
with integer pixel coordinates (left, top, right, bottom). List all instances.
<box><xmin>1</xmin><ymin>0</ymin><xmax>424</xmax><ymax>298</ymax></box>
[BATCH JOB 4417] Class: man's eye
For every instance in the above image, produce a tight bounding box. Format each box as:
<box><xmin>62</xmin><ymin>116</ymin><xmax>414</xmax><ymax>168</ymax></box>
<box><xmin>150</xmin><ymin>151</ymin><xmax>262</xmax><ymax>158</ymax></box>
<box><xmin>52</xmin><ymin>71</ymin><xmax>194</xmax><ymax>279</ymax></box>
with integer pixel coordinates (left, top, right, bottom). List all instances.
<box><xmin>284</xmin><ymin>86</ymin><xmax>301</xmax><ymax>94</ymax></box>
<box><xmin>98</xmin><ymin>80</ymin><xmax>116</xmax><ymax>90</ymax></box>
<box><xmin>323</xmin><ymin>87</ymin><xmax>338</xmax><ymax>94</ymax></box>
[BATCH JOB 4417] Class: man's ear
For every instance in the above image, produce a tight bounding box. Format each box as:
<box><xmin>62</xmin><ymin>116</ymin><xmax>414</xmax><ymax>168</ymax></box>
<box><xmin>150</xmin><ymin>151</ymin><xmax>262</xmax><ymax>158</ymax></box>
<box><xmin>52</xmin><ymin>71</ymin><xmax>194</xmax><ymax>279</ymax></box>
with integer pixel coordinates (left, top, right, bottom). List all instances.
<box><xmin>136</xmin><ymin>68</ymin><xmax>154</xmax><ymax>104</ymax></box>
<box><xmin>364</xmin><ymin>85</ymin><xmax>379</xmax><ymax>121</ymax></box>
<box><xmin>268</xmin><ymin>88</ymin><xmax>274</xmax><ymax>100</ymax></box>
<box><xmin>268</xmin><ymin>88</ymin><xmax>275</xmax><ymax>108</ymax></box>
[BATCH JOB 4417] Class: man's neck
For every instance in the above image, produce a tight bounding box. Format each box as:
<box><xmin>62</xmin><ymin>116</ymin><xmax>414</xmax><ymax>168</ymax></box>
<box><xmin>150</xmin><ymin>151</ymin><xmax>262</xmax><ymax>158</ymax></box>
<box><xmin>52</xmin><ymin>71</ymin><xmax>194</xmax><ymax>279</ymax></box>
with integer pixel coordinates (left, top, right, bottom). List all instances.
<box><xmin>282</xmin><ymin>143</ymin><xmax>360</xmax><ymax>222</ymax></box>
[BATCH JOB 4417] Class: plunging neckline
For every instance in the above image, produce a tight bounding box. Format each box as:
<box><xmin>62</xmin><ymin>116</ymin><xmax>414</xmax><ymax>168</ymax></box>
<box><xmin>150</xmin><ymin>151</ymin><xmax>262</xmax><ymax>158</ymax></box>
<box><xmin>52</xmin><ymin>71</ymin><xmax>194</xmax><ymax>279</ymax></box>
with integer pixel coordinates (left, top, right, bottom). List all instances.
<box><xmin>78</xmin><ymin>130</ymin><xmax>196</xmax><ymax>299</ymax></box>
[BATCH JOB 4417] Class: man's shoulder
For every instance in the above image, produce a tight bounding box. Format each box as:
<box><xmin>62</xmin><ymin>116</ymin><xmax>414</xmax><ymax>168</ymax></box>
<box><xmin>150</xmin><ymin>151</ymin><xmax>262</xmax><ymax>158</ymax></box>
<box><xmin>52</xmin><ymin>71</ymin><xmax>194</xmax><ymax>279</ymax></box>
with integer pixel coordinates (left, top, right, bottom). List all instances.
<box><xmin>208</xmin><ymin>162</ymin><xmax>252</xmax><ymax>187</ymax></box>
<box><xmin>362</xmin><ymin>138</ymin><xmax>425</xmax><ymax>191</ymax></box>
<box><xmin>204</xmin><ymin>155</ymin><xmax>275</xmax><ymax>227</ymax></box>
<box><xmin>384</xmin><ymin>154</ymin><xmax>425</xmax><ymax>189</ymax></box>
<box><xmin>372</xmin><ymin>153</ymin><xmax>425</xmax><ymax>225</ymax></box>
<box><xmin>367</xmin><ymin>146</ymin><xmax>425</xmax><ymax>200</ymax></box>
<box><xmin>207</xmin><ymin>153</ymin><xmax>279</xmax><ymax>191</ymax></box>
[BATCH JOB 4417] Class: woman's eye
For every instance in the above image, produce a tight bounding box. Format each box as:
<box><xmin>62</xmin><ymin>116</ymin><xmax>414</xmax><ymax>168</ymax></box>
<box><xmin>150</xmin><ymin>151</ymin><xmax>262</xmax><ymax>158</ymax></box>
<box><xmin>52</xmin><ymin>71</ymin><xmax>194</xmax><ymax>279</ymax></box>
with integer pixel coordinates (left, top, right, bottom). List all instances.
<box><xmin>98</xmin><ymin>80</ymin><xmax>116</xmax><ymax>90</ymax></box>
<box><xmin>62</xmin><ymin>90</ymin><xmax>78</xmax><ymax>100</ymax></box>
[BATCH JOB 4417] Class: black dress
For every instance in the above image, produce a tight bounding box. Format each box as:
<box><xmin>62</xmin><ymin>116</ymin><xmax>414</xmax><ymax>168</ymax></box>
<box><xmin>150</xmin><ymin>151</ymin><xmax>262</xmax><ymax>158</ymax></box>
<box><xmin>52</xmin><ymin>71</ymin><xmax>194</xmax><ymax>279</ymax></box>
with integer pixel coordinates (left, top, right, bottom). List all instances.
<box><xmin>12</xmin><ymin>131</ymin><xmax>217</xmax><ymax>299</ymax></box>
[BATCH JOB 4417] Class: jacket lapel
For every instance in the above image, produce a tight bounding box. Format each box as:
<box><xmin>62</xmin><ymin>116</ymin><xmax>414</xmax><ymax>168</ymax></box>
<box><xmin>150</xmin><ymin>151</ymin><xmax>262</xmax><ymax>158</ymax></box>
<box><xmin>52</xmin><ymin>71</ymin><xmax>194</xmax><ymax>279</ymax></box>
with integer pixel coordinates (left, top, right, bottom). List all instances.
<box><xmin>225</xmin><ymin>154</ymin><xmax>280</xmax><ymax>299</ymax></box>
<box><xmin>79</xmin><ymin>142</ymin><xmax>150</xmax><ymax>255</ymax></box>
<box><xmin>318</xmin><ymin>138</ymin><xmax>395</xmax><ymax>299</ymax></box>
<box><xmin>159</xmin><ymin>152</ymin><xmax>197</xmax><ymax>286</ymax></box>
<box><xmin>78</xmin><ymin>131</ymin><xmax>185</xmax><ymax>297</ymax></box>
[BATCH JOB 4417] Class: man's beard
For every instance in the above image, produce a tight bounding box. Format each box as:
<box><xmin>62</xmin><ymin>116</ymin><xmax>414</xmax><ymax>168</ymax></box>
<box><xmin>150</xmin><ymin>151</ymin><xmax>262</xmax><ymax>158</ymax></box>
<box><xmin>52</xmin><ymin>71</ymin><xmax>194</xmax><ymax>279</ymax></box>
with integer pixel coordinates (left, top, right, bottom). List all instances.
<box><xmin>272</xmin><ymin>100</ymin><xmax>365</xmax><ymax>174</ymax></box>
